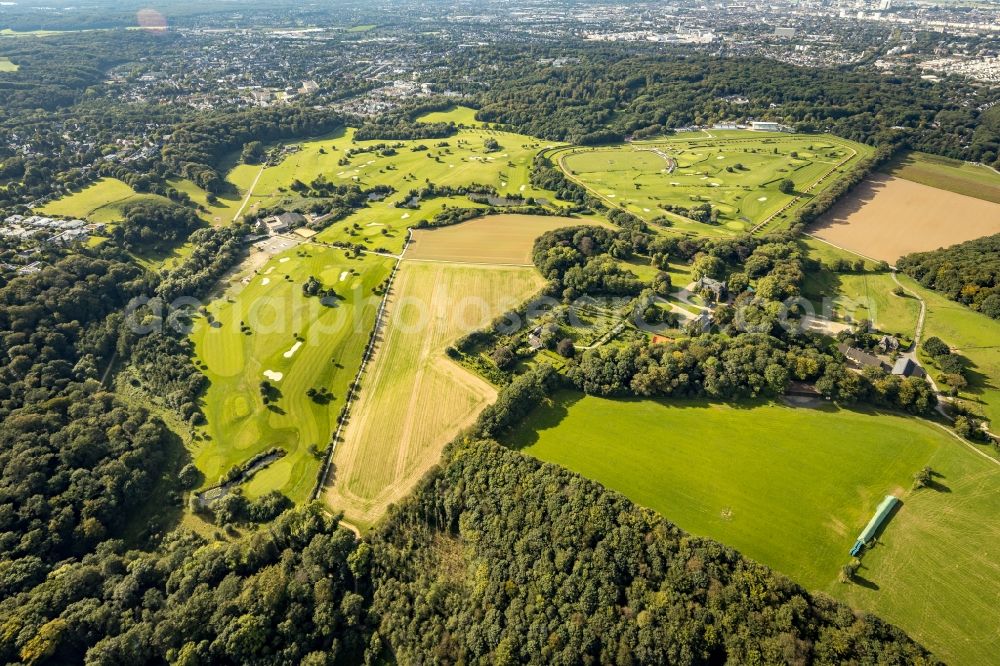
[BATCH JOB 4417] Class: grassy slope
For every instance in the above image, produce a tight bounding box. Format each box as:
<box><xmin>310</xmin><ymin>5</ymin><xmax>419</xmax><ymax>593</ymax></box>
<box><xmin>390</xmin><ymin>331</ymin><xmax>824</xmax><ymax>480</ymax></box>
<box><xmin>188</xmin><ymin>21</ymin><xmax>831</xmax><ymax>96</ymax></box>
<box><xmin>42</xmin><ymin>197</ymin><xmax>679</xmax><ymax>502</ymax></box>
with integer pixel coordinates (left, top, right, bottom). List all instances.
<box><xmin>507</xmin><ymin>392</ymin><xmax>1000</xmax><ymax>664</ymax></box>
<box><xmin>885</xmin><ymin>150</ymin><xmax>1000</xmax><ymax>205</ymax></box>
<box><xmin>801</xmin><ymin>269</ymin><xmax>920</xmax><ymax>338</ymax></box>
<box><xmin>190</xmin><ymin>246</ymin><xmax>393</xmax><ymax>502</ymax></box>
<box><xmin>899</xmin><ymin>274</ymin><xmax>1000</xmax><ymax>426</ymax></box>
<box><xmin>0</xmin><ymin>57</ymin><xmax>17</xmax><ymax>71</ymax></box>
<box><xmin>41</xmin><ymin>176</ymin><xmax>224</xmax><ymax>225</ymax></box>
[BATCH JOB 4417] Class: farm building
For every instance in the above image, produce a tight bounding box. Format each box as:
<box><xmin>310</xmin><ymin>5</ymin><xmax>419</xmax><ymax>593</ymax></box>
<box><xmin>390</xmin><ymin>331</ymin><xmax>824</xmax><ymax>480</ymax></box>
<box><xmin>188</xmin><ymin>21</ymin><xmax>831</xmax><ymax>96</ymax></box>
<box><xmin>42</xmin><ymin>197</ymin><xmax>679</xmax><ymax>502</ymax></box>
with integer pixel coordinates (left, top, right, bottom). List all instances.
<box><xmin>892</xmin><ymin>357</ymin><xmax>927</xmax><ymax>378</ymax></box>
<box><xmin>837</xmin><ymin>344</ymin><xmax>888</xmax><ymax>372</ymax></box>
<box><xmin>850</xmin><ymin>494</ymin><xmax>900</xmax><ymax>556</ymax></box>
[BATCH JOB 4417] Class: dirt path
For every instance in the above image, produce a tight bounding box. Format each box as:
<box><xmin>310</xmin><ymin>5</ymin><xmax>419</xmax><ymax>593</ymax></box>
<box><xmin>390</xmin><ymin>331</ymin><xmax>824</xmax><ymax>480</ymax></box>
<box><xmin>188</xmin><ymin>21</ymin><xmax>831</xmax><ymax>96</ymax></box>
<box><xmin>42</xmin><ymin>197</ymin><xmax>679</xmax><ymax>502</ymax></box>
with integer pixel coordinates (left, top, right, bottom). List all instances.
<box><xmin>231</xmin><ymin>164</ymin><xmax>265</xmax><ymax>222</ymax></box>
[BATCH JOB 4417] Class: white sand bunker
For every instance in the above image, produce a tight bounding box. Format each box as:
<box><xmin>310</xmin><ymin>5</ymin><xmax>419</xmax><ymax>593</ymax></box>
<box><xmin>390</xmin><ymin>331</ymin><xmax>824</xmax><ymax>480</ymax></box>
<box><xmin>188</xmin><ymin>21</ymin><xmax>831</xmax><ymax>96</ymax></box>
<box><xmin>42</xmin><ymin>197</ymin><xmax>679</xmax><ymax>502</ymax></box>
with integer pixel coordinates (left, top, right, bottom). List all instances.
<box><xmin>671</xmin><ymin>182</ymin><xmax>680</xmax><ymax>186</ymax></box>
<box><xmin>607</xmin><ymin>193</ymin><xmax>616</xmax><ymax>198</ymax></box>
<box><xmin>700</xmin><ymin>176</ymin><xmax>709</xmax><ymax>180</ymax></box>
<box><xmin>401</xmin><ymin>213</ymin><xmax>410</xmax><ymax>219</ymax></box>
<box><xmin>339</xmin><ymin>271</ymin><xmax>350</xmax><ymax>281</ymax></box>
<box><xmin>758</xmin><ymin>196</ymin><xmax>768</xmax><ymax>202</ymax></box>
<box><xmin>643</xmin><ymin>208</ymin><xmax>651</xmax><ymax>212</ymax></box>
<box><xmin>261</xmin><ymin>278</ymin><xmax>270</xmax><ymax>285</ymax></box>
<box><xmin>709</xmin><ymin>182</ymin><xmax>720</xmax><ymax>187</ymax></box>
<box><xmin>263</xmin><ymin>370</ymin><xmax>283</xmax><ymax>381</ymax></box>
<box><xmin>501</xmin><ymin>181</ymin><xmax>507</xmax><ymax>187</ymax></box>
<box><xmin>449</xmin><ymin>164</ymin><xmax>455</xmax><ymax>168</ymax></box>
<box><xmin>283</xmin><ymin>341</ymin><xmax>303</xmax><ymax>359</ymax></box>
<box><xmin>279</xmin><ymin>257</ymin><xmax>290</xmax><ymax>263</ymax></box>
<box><xmin>717</xmin><ymin>155</ymin><xmax>725</xmax><ymax>160</ymax></box>
<box><xmin>264</xmin><ymin>266</ymin><xmax>275</xmax><ymax>275</ymax></box>
<box><xmin>366</xmin><ymin>222</ymin><xmax>384</xmax><ymax>227</ymax></box>
<box><xmin>519</xmin><ymin>184</ymin><xmax>526</xmax><ymax>191</ymax></box>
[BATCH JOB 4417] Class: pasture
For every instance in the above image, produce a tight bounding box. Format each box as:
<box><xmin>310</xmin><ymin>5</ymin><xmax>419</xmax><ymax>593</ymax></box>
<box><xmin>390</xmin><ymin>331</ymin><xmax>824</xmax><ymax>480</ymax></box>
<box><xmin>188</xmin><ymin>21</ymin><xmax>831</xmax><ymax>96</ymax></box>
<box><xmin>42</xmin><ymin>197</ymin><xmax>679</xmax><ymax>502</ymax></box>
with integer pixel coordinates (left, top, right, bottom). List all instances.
<box><xmin>810</xmin><ymin>174</ymin><xmax>1000</xmax><ymax>263</ymax></box>
<box><xmin>801</xmin><ymin>269</ymin><xmax>920</xmax><ymax>338</ymax></box>
<box><xmin>506</xmin><ymin>393</ymin><xmax>1000</xmax><ymax>663</ymax></box>
<box><xmin>406</xmin><ymin>213</ymin><xmax>596</xmax><ymax>265</ymax></box>
<box><xmin>556</xmin><ymin>133</ymin><xmax>868</xmax><ymax>233</ymax></box>
<box><xmin>885</xmin><ymin>150</ymin><xmax>1000</xmax><ymax>205</ymax></box>
<box><xmin>900</xmin><ymin>274</ymin><xmax>1000</xmax><ymax>426</ymax></box>
<box><xmin>190</xmin><ymin>246</ymin><xmax>394</xmax><ymax>502</ymax></box>
<box><xmin>0</xmin><ymin>56</ymin><xmax>17</xmax><ymax>71</ymax></box>
<box><xmin>324</xmin><ymin>261</ymin><xmax>544</xmax><ymax>529</ymax></box>
<box><xmin>415</xmin><ymin>105</ymin><xmax>483</xmax><ymax>127</ymax></box>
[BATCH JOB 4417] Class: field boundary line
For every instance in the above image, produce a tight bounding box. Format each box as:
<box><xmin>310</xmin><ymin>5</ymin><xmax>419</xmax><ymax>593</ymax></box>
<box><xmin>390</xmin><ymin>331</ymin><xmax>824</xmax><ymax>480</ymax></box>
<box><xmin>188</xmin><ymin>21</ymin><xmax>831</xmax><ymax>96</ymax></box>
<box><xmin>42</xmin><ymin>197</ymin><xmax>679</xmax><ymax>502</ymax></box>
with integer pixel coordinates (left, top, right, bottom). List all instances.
<box><xmin>801</xmin><ymin>233</ymin><xmax>888</xmax><ymax>267</ymax></box>
<box><xmin>402</xmin><ymin>257</ymin><xmax>534</xmax><ymax>268</ymax></box>
<box><xmin>310</xmin><ymin>228</ymin><xmax>413</xmax><ymax>502</ymax></box>
<box><xmin>231</xmin><ymin>164</ymin><xmax>265</xmax><ymax>222</ymax></box>
<box><xmin>750</xmin><ymin>144</ymin><xmax>858</xmax><ymax>234</ymax></box>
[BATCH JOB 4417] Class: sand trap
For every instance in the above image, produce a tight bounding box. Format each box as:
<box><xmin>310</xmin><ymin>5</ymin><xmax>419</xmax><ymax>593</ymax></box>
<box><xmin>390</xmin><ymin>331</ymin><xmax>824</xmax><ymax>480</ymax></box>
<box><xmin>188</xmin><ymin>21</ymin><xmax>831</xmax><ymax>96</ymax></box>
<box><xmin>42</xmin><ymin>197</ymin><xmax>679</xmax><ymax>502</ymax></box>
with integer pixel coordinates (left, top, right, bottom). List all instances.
<box><xmin>671</xmin><ymin>182</ymin><xmax>680</xmax><ymax>186</ymax></box>
<box><xmin>366</xmin><ymin>222</ymin><xmax>384</xmax><ymax>227</ymax></box>
<box><xmin>401</xmin><ymin>213</ymin><xmax>410</xmax><ymax>219</ymax></box>
<box><xmin>519</xmin><ymin>184</ymin><xmax>526</xmax><ymax>192</ymax></box>
<box><xmin>643</xmin><ymin>208</ymin><xmax>651</xmax><ymax>212</ymax></box>
<box><xmin>261</xmin><ymin>278</ymin><xmax>270</xmax><ymax>285</ymax></box>
<box><xmin>263</xmin><ymin>370</ymin><xmax>283</xmax><ymax>381</ymax></box>
<box><xmin>339</xmin><ymin>271</ymin><xmax>349</xmax><ymax>281</ymax></box>
<box><xmin>758</xmin><ymin>196</ymin><xmax>768</xmax><ymax>202</ymax></box>
<box><xmin>279</xmin><ymin>257</ymin><xmax>290</xmax><ymax>263</ymax></box>
<box><xmin>607</xmin><ymin>194</ymin><xmax>616</xmax><ymax>198</ymax></box>
<box><xmin>717</xmin><ymin>155</ymin><xmax>725</xmax><ymax>160</ymax></box>
<box><xmin>449</xmin><ymin>164</ymin><xmax>455</xmax><ymax>168</ymax></box>
<box><xmin>265</xmin><ymin>266</ymin><xmax>275</xmax><ymax>275</ymax></box>
<box><xmin>501</xmin><ymin>181</ymin><xmax>507</xmax><ymax>187</ymax></box>
<box><xmin>700</xmin><ymin>176</ymin><xmax>709</xmax><ymax>180</ymax></box>
<box><xmin>283</xmin><ymin>341</ymin><xmax>303</xmax><ymax>359</ymax></box>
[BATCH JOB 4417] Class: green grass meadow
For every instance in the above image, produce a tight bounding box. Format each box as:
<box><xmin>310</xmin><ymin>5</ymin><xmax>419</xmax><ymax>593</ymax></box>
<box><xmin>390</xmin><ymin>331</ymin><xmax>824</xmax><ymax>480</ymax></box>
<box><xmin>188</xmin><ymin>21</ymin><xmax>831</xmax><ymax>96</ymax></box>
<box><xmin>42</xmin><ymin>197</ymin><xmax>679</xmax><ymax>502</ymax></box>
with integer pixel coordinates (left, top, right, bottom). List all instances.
<box><xmin>0</xmin><ymin>56</ymin><xmax>18</xmax><ymax>71</ymax></box>
<box><xmin>885</xmin><ymin>150</ymin><xmax>1000</xmax><ymax>204</ymax></box>
<box><xmin>190</xmin><ymin>246</ymin><xmax>393</xmax><ymax>502</ymax></box>
<box><xmin>506</xmin><ymin>392</ymin><xmax>1000</xmax><ymax>663</ymax></box>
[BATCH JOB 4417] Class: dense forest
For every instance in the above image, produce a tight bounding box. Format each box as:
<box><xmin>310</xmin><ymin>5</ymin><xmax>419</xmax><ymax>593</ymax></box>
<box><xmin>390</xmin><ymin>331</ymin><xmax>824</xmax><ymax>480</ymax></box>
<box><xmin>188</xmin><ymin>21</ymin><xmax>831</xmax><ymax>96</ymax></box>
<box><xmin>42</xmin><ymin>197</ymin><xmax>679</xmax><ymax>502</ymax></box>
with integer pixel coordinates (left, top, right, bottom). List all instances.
<box><xmin>459</xmin><ymin>49</ymin><xmax>1000</xmax><ymax>165</ymax></box>
<box><xmin>897</xmin><ymin>233</ymin><xmax>1000</xmax><ymax>320</ymax></box>
<box><xmin>0</xmin><ymin>441</ymin><xmax>935</xmax><ymax>664</ymax></box>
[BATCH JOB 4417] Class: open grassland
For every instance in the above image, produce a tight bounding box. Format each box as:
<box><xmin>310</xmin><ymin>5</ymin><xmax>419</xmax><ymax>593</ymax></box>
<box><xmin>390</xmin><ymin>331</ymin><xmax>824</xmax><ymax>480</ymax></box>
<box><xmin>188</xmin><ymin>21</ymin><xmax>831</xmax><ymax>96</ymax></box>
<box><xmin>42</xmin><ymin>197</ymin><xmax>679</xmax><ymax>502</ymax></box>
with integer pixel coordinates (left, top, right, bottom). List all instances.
<box><xmin>506</xmin><ymin>393</ymin><xmax>999</xmax><ymax>663</ymax></box>
<box><xmin>325</xmin><ymin>262</ymin><xmax>544</xmax><ymax>529</ymax></box>
<box><xmin>40</xmin><ymin>176</ymin><xmax>222</xmax><ymax>224</ymax></box>
<box><xmin>224</xmin><ymin>119</ymin><xmax>557</xmax><ymax>223</ymax></box>
<box><xmin>507</xmin><ymin>394</ymin><xmax>953</xmax><ymax>590</ymax></box>
<box><xmin>802</xmin><ymin>269</ymin><xmax>920</xmax><ymax>338</ymax></box>
<box><xmin>0</xmin><ymin>56</ymin><xmax>17</xmax><ymax>71</ymax></box>
<box><xmin>832</xmin><ymin>432</ymin><xmax>1000</xmax><ymax>666</ymax></box>
<box><xmin>885</xmin><ymin>150</ymin><xmax>1000</xmax><ymax>204</ymax></box>
<box><xmin>556</xmin><ymin>133</ymin><xmax>869</xmax><ymax>233</ymax></box>
<box><xmin>810</xmin><ymin>174</ymin><xmax>1000</xmax><ymax>263</ymax></box>
<box><xmin>899</xmin><ymin>274</ymin><xmax>1000</xmax><ymax>426</ymax></box>
<box><xmin>167</xmin><ymin>177</ymin><xmax>243</xmax><ymax>225</ymax></box>
<box><xmin>190</xmin><ymin>246</ymin><xmax>394</xmax><ymax>502</ymax></box>
<box><xmin>407</xmin><ymin>214</ymin><xmax>600</xmax><ymax>265</ymax></box>
<box><xmin>40</xmin><ymin>177</ymin><xmax>142</xmax><ymax>220</ymax></box>
<box><xmin>415</xmin><ymin>105</ymin><xmax>483</xmax><ymax>127</ymax></box>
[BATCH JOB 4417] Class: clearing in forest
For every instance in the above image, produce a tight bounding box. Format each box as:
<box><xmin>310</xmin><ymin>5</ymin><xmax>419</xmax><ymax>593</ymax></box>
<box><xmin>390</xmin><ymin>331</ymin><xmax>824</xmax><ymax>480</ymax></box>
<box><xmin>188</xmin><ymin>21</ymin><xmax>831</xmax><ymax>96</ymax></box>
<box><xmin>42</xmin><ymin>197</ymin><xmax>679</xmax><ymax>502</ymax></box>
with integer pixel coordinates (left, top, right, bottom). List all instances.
<box><xmin>324</xmin><ymin>261</ymin><xmax>544</xmax><ymax>529</ymax></box>
<box><xmin>811</xmin><ymin>174</ymin><xmax>1000</xmax><ymax>263</ymax></box>
<box><xmin>190</xmin><ymin>246</ymin><xmax>394</xmax><ymax>502</ymax></box>
<box><xmin>555</xmin><ymin>132</ymin><xmax>869</xmax><ymax>233</ymax></box>
<box><xmin>39</xmin><ymin>175</ymin><xmax>224</xmax><ymax>225</ymax></box>
<box><xmin>506</xmin><ymin>392</ymin><xmax>1000</xmax><ymax>665</ymax></box>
